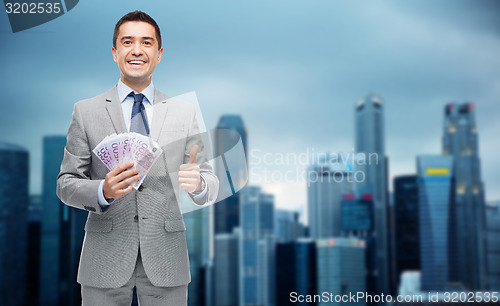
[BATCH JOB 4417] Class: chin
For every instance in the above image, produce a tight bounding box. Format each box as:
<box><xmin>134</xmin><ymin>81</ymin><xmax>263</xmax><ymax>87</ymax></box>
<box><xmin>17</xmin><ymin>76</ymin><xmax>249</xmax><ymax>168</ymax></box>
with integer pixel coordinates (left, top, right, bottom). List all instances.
<box><xmin>125</xmin><ymin>73</ymin><xmax>148</xmax><ymax>80</ymax></box>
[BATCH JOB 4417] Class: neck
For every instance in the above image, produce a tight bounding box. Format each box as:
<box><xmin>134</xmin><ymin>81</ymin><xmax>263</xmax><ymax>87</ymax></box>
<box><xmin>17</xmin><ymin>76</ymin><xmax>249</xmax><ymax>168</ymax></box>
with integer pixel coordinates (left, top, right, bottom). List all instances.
<box><xmin>120</xmin><ymin>76</ymin><xmax>151</xmax><ymax>93</ymax></box>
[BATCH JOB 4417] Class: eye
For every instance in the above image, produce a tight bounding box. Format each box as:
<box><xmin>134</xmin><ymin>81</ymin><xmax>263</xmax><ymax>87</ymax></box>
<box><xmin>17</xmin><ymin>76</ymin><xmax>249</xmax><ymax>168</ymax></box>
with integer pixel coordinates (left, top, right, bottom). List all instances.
<box><xmin>123</xmin><ymin>40</ymin><xmax>132</xmax><ymax>45</ymax></box>
<box><xmin>144</xmin><ymin>41</ymin><xmax>152</xmax><ymax>46</ymax></box>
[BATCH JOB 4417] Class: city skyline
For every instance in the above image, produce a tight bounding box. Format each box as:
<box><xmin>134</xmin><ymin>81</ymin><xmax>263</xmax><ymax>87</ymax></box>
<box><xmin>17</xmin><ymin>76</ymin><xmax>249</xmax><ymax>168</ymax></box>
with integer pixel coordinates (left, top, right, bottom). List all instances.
<box><xmin>6</xmin><ymin>96</ymin><xmax>498</xmax><ymax>213</ymax></box>
<box><xmin>0</xmin><ymin>106</ymin><xmax>496</xmax><ymax>304</ymax></box>
<box><xmin>1</xmin><ymin>1</ymin><xmax>499</xmax><ymax>213</ymax></box>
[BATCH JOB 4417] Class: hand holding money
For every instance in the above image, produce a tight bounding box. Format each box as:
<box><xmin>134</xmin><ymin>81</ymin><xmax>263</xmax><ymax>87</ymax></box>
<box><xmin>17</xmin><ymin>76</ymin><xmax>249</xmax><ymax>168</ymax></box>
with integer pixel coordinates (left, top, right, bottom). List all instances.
<box><xmin>179</xmin><ymin>145</ymin><xmax>202</xmax><ymax>193</ymax></box>
<box><xmin>103</xmin><ymin>161</ymin><xmax>141</xmax><ymax>200</ymax></box>
<box><xmin>93</xmin><ymin>132</ymin><xmax>163</xmax><ymax>191</ymax></box>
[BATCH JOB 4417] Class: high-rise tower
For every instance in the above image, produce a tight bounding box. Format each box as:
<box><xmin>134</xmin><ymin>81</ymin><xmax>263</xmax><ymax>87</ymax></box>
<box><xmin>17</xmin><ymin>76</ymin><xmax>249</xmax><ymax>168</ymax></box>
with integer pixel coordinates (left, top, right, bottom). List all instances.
<box><xmin>40</xmin><ymin>136</ymin><xmax>66</xmax><ymax>306</ymax></box>
<box><xmin>442</xmin><ymin>102</ymin><xmax>487</xmax><ymax>290</ymax></box>
<box><xmin>239</xmin><ymin>186</ymin><xmax>275</xmax><ymax>306</ymax></box>
<box><xmin>0</xmin><ymin>142</ymin><xmax>29</xmax><ymax>306</ymax></box>
<box><xmin>354</xmin><ymin>93</ymin><xmax>389</xmax><ymax>294</ymax></box>
<box><xmin>214</xmin><ymin>114</ymin><xmax>248</xmax><ymax>234</ymax></box>
<box><xmin>393</xmin><ymin>175</ymin><xmax>420</xmax><ymax>287</ymax></box>
<box><xmin>307</xmin><ymin>153</ymin><xmax>353</xmax><ymax>239</ymax></box>
<box><xmin>417</xmin><ymin>155</ymin><xmax>458</xmax><ymax>291</ymax></box>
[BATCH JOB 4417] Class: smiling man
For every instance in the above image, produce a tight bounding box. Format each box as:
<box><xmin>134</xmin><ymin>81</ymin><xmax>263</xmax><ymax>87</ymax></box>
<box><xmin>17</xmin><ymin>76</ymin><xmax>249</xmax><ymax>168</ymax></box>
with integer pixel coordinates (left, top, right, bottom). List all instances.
<box><xmin>56</xmin><ymin>11</ymin><xmax>219</xmax><ymax>305</ymax></box>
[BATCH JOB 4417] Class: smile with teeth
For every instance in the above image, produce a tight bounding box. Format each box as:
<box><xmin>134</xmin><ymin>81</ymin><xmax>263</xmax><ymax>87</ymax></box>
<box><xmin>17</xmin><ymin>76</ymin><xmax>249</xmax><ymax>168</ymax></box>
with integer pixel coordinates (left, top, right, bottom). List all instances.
<box><xmin>128</xmin><ymin>60</ymin><xmax>146</xmax><ymax>65</ymax></box>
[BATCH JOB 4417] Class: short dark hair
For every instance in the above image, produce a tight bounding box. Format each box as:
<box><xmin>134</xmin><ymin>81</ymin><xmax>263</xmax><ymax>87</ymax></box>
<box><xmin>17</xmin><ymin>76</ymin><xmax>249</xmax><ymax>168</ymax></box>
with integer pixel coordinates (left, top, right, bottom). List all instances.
<box><xmin>113</xmin><ymin>11</ymin><xmax>162</xmax><ymax>50</ymax></box>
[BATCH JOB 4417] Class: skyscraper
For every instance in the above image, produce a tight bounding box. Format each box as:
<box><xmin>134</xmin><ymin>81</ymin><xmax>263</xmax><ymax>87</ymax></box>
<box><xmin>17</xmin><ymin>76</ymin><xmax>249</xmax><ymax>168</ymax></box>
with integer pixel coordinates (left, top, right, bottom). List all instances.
<box><xmin>210</xmin><ymin>114</ymin><xmax>248</xmax><ymax>306</ymax></box>
<box><xmin>214</xmin><ymin>114</ymin><xmax>248</xmax><ymax>234</ymax></box>
<box><xmin>60</xmin><ymin>188</ymin><xmax>88</xmax><ymax>306</ymax></box>
<box><xmin>341</xmin><ymin>193</ymin><xmax>373</xmax><ymax>233</ymax></box>
<box><xmin>307</xmin><ymin>153</ymin><xmax>353</xmax><ymax>239</ymax></box>
<box><xmin>417</xmin><ymin>155</ymin><xmax>458</xmax><ymax>291</ymax></box>
<box><xmin>0</xmin><ymin>142</ymin><xmax>29</xmax><ymax>306</ymax></box>
<box><xmin>485</xmin><ymin>202</ymin><xmax>500</xmax><ymax>290</ymax></box>
<box><xmin>27</xmin><ymin>195</ymin><xmax>42</xmax><ymax>306</ymax></box>
<box><xmin>316</xmin><ymin>238</ymin><xmax>366</xmax><ymax>306</ymax></box>
<box><xmin>239</xmin><ymin>186</ymin><xmax>275</xmax><ymax>306</ymax></box>
<box><xmin>214</xmin><ymin>230</ymin><xmax>239</xmax><ymax>306</ymax></box>
<box><xmin>40</xmin><ymin>136</ymin><xmax>70</xmax><ymax>306</ymax></box>
<box><xmin>340</xmin><ymin>192</ymin><xmax>376</xmax><ymax>300</ymax></box>
<box><xmin>354</xmin><ymin>93</ymin><xmax>388</xmax><ymax>294</ymax></box>
<box><xmin>393</xmin><ymin>175</ymin><xmax>420</xmax><ymax>287</ymax></box>
<box><xmin>276</xmin><ymin>239</ymin><xmax>317</xmax><ymax>306</ymax></box>
<box><xmin>184</xmin><ymin>194</ymin><xmax>212</xmax><ymax>306</ymax></box>
<box><xmin>442</xmin><ymin>102</ymin><xmax>487</xmax><ymax>290</ymax></box>
<box><xmin>274</xmin><ymin>209</ymin><xmax>306</xmax><ymax>243</ymax></box>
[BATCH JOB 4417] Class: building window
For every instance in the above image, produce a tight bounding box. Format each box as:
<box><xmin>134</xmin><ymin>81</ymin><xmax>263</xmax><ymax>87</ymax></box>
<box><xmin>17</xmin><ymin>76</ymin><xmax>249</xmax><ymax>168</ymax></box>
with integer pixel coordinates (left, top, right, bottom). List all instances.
<box><xmin>473</xmin><ymin>186</ymin><xmax>479</xmax><ymax>194</ymax></box>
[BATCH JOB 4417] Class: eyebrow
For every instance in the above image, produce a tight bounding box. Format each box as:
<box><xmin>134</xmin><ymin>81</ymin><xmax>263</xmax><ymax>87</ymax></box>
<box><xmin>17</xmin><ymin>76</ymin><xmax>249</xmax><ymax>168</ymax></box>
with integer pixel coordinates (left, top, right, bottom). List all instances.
<box><xmin>120</xmin><ymin>36</ymin><xmax>155</xmax><ymax>41</ymax></box>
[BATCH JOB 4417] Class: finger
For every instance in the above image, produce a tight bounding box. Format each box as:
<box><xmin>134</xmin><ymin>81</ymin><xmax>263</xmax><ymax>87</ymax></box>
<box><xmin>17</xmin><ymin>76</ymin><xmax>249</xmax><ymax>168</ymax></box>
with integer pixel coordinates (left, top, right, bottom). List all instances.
<box><xmin>116</xmin><ymin>174</ymin><xmax>141</xmax><ymax>189</ymax></box>
<box><xmin>110</xmin><ymin>161</ymin><xmax>135</xmax><ymax>176</ymax></box>
<box><xmin>115</xmin><ymin>168</ymin><xmax>139</xmax><ymax>181</ymax></box>
<box><xmin>178</xmin><ymin>177</ymin><xmax>198</xmax><ymax>184</ymax></box>
<box><xmin>114</xmin><ymin>175</ymin><xmax>140</xmax><ymax>192</ymax></box>
<box><xmin>119</xmin><ymin>185</ymin><xmax>134</xmax><ymax>196</ymax></box>
<box><xmin>178</xmin><ymin>170</ymin><xmax>200</xmax><ymax>178</ymax></box>
<box><xmin>107</xmin><ymin>165</ymin><xmax>134</xmax><ymax>185</ymax></box>
<box><xmin>188</xmin><ymin>145</ymin><xmax>199</xmax><ymax>164</ymax></box>
<box><xmin>180</xmin><ymin>183</ymin><xmax>195</xmax><ymax>192</ymax></box>
<box><xmin>112</xmin><ymin>168</ymin><xmax>138</xmax><ymax>184</ymax></box>
<box><xmin>179</xmin><ymin>163</ymin><xmax>199</xmax><ymax>171</ymax></box>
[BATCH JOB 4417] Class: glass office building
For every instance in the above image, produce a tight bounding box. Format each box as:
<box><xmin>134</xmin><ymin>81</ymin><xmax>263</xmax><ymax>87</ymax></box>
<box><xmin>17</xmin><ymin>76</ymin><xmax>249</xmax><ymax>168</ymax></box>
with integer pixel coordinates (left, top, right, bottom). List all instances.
<box><xmin>307</xmin><ymin>153</ymin><xmax>353</xmax><ymax>239</ymax></box>
<box><xmin>442</xmin><ymin>103</ymin><xmax>487</xmax><ymax>290</ymax></box>
<box><xmin>239</xmin><ymin>186</ymin><xmax>275</xmax><ymax>306</ymax></box>
<box><xmin>341</xmin><ymin>193</ymin><xmax>376</xmax><ymax>300</ymax></box>
<box><xmin>417</xmin><ymin>155</ymin><xmax>458</xmax><ymax>291</ymax></box>
<box><xmin>214</xmin><ymin>230</ymin><xmax>239</xmax><ymax>306</ymax></box>
<box><xmin>276</xmin><ymin>239</ymin><xmax>317</xmax><ymax>306</ymax></box>
<box><xmin>354</xmin><ymin>93</ymin><xmax>389</xmax><ymax>295</ymax></box>
<box><xmin>393</xmin><ymin>175</ymin><xmax>420</xmax><ymax>286</ymax></box>
<box><xmin>0</xmin><ymin>142</ymin><xmax>29</xmax><ymax>306</ymax></box>
<box><xmin>316</xmin><ymin>238</ymin><xmax>366</xmax><ymax>306</ymax></box>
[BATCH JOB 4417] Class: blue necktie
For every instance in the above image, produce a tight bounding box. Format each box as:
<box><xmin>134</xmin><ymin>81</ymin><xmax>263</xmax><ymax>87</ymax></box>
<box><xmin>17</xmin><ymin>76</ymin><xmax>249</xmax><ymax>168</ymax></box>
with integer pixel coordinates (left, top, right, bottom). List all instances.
<box><xmin>129</xmin><ymin>92</ymin><xmax>149</xmax><ymax>136</ymax></box>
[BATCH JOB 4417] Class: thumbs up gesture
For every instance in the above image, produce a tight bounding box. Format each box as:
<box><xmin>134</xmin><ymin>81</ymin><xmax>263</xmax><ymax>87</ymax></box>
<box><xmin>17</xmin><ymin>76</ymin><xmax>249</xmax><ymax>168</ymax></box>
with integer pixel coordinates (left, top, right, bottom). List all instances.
<box><xmin>179</xmin><ymin>145</ymin><xmax>202</xmax><ymax>193</ymax></box>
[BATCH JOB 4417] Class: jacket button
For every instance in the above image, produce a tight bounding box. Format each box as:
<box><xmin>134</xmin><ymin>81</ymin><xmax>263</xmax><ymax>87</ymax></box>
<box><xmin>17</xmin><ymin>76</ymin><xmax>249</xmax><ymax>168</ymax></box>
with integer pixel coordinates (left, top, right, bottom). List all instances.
<box><xmin>138</xmin><ymin>185</ymin><xmax>144</xmax><ymax>192</ymax></box>
<box><xmin>134</xmin><ymin>215</ymin><xmax>139</xmax><ymax>222</ymax></box>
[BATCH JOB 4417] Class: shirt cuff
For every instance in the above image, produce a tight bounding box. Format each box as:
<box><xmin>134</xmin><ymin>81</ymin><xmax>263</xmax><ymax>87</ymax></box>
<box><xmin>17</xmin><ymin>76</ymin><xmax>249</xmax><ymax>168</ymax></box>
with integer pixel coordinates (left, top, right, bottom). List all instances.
<box><xmin>189</xmin><ymin>176</ymin><xmax>208</xmax><ymax>203</ymax></box>
<box><xmin>97</xmin><ymin>180</ymin><xmax>113</xmax><ymax>211</ymax></box>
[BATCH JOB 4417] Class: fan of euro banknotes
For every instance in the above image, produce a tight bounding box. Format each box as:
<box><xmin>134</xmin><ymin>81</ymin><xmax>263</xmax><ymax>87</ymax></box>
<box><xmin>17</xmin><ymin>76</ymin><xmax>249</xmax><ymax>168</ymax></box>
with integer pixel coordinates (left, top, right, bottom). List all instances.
<box><xmin>92</xmin><ymin>132</ymin><xmax>163</xmax><ymax>189</ymax></box>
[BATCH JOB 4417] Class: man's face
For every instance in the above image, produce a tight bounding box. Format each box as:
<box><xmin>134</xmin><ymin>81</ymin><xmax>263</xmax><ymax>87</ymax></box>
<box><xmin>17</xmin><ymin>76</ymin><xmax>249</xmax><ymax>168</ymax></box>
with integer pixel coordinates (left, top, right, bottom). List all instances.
<box><xmin>112</xmin><ymin>21</ymin><xmax>163</xmax><ymax>87</ymax></box>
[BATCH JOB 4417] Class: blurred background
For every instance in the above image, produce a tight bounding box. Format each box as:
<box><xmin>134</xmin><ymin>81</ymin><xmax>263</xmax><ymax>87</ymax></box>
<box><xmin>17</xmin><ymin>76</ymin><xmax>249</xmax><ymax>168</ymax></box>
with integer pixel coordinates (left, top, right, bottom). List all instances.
<box><xmin>1</xmin><ymin>0</ymin><xmax>500</xmax><ymax>305</ymax></box>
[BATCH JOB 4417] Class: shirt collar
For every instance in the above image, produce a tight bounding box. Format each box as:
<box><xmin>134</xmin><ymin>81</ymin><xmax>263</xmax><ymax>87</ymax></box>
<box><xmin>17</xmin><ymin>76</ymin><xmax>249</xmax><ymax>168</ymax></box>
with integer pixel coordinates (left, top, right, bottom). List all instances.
<box><xmin>117</xmin><ymin>80</ymin><xmax>155</xmax><ymax>105</ymax></box>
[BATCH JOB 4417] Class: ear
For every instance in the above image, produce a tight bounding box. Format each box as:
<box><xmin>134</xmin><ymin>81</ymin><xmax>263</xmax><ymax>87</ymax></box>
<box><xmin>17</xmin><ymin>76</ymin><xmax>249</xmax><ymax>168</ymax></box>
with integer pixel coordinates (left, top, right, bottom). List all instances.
<box><xmin>112</xmin><ymin>46</ymin><xmax>118</xmax><ymax>63</ymax></box>
<box><xmin>157</xmin><ymin>46</ymin><xmax>164</xmax><ymax>63</ymax></box>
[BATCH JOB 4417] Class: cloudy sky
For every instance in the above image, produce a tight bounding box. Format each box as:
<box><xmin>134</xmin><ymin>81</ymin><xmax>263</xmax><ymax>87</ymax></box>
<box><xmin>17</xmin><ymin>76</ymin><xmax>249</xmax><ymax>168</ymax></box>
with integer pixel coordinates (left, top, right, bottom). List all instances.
<box><xmin>1</xmin><ymin>0</ymin><xmax>499</xmax><ymax>212</ymax></box>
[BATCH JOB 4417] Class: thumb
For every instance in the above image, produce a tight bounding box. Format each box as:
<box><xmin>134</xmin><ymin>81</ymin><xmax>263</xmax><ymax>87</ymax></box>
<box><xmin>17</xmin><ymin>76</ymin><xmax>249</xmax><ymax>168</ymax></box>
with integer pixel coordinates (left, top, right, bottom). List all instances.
<box><xmin>189</xmin><ymin>145</ymin><xmax>199</xmax><ymax>164</ymax></box>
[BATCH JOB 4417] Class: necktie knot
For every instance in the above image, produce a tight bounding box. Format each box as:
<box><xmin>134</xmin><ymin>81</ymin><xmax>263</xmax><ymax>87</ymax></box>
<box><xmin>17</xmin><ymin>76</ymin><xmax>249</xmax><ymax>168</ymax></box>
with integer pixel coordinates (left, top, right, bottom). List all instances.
<box><xmin>129</xmin><ymin>92</ymin><xmax>145</xmax><ymax>104</ymax></box>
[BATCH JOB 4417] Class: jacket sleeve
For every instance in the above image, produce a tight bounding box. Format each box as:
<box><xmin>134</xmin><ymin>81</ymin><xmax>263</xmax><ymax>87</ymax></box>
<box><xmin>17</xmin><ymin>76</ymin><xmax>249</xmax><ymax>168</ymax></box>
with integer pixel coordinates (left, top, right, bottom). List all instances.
<box><xmin>56</xmin><ymin>103</ymin><xmax>107</xmax><ymax>214</ymax></box>
<box><xmin>184</xmin><ymin>105</ymin><xmax>219</xmax><ymax>206</ymax></box>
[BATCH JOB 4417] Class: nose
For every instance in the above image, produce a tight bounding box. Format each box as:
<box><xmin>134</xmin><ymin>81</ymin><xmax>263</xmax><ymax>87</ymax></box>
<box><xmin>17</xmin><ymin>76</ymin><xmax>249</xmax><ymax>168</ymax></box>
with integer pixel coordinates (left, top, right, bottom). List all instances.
<box><xmin>131</xmin><ymin>42</ymin><xmax>143</xmax><ymax>56</ymax></box>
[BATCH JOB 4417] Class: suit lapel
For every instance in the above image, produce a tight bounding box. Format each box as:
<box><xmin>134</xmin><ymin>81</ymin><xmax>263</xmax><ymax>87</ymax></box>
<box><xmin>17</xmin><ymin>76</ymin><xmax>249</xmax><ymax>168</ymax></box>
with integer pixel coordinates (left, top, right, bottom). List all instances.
<box><xmin>150</xmin><ymin>88</ymin><xmax>171</xmax><ymax>141</ymax></box>
<box><xmin>104</xmin><ymin>85</ymin><xmax>128</xmax><ymax>134</ymax></box>
<box><xmin>104</xmin><ymin>85</ymin><xmax>172</xmax><ymax>140</ymax></box>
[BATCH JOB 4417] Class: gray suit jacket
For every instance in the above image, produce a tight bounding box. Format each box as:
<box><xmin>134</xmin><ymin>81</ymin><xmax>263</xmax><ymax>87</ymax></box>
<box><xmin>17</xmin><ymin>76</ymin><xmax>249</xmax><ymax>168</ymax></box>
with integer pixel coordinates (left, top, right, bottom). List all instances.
<box><xmin>56</xmin><ymin>85</ymin><xmax>218</xmax><ymax>288</ymax></box>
